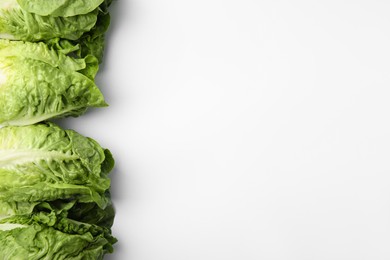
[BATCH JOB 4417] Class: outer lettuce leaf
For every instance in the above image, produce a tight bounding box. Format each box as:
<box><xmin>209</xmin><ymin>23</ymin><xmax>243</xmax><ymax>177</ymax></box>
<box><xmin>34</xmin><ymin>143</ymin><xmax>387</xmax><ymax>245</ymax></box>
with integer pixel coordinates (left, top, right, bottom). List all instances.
<box><xmin>0</xmin><ymin>200</ymin><xmax>116</xmax><ymax>256</ymax></box>
<box><xmin>0</xmin><ymin>198</ymin><xmax>115</xmax><ymax>229</ymax></box>
<box><xmin>0</xmin><ymin>197</ymin><xmax>116</xmax><ymax>258</ymax></box>
<box><xmin>48</xmin><ymin>10</ymin><xmax>111</xmax><ymax>64</ymax></box>
<box><xmin>67</xmin><ymin>196</ymin><xmax>115</xmax><ymax>229</ymax></box>
<box><xmin>0</xmin><ymin>40</ymin><xmax>105</xmax><ymax>126</ymax></box>
<box><xmin>0</xmin><ymin>123</ymin><xmax>114</xmax><ymax>208</ymax></box>
<box><xmin>16</xmin><ymin>0</ymin><xmax>105</xmax><ymax>17</ymax></box>
<box><xmin>0</xmin><ymin>39</ymin><xmax>86</xmax><ymax>70</ymax></box>
<box><xmin>0</xmin><ymin>0</ymin><xmax>111</xmax><ymax>41</ymax></box>
<box><xmin>43</xmin><ymin>38</ymin><xmax>100</xmax><ymax>79</ymax></box>
<box><xmin>0</xmin><ymin>200</ymin><xmax>76</xmax><ymax>222</ymax></box>
<box><xmin>0</xmin><ymin>222</ymin><xmax>110</xmax><ymax>259</ymax></box>
<box><xmin>77</xmin><ymin>11</ymin><xmax>111</xmax><ymax>63</ymax></box>
<box><xmin>0</xmin><ymin>5</ymin><xmax>98</xmax><ymax>41</ymax></box>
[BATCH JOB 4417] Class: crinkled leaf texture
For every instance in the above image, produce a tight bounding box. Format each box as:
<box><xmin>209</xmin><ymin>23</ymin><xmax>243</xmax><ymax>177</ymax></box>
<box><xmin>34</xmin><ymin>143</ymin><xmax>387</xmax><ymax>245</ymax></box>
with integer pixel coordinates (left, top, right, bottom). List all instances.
<box><xmin>47</xmin><ymin>7</ymin><xmax>111</xmax><ymax>64</ymax></box>
<box><xmin>0</xmin><ymin>199</ymin><xmax>116</xmax><ymax>259</ymax></box>
<box><xmin>77</xmin><ymin>11</ymin><xmax>111</xmax><ymax>63</ymax></box>
<box><xmin>0</xmin><ymin>123</ymin><xmax>116</xmax><ymax>258</ymax></box>
<box><xmin>17</xmin><ymin>0</ymin><xmax>105</xmax><ymax>17</ymax></box>
<box><xmin>0</xmin><ymin>8</ymin><xmax>98</xmax><ymax>41</ymax></box>
<box><xmin>0</xmin><ymin>0</ymin><xmax>111</xmax><ymax>41</ymax></box>
<box><xmin>0</xmin><ymin>40</ymin><xmax>105</xmax><ymax>126</ymax></box>
<box><xmin>0</xmin><ymin>199</ymin><xmax>115</xmax><ymax>229</ymax></box>
<box><xmin>0</xmin><ymin>123</ymin><xmax>114</xmax><ymax>208</ymax></box>
<box><xmin>0</xmin><ymin>222</ymin><xmax>110</xmax><ymax>259</ymax></box>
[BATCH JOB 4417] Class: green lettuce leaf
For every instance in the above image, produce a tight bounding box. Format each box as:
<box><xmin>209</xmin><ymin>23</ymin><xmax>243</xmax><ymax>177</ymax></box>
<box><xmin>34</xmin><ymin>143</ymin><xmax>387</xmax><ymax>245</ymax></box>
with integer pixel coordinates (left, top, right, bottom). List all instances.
<box><xmin>0</xmin><ymin>0</ymin><xmax>112</xmax><ymax>41</ymax></box>
<box><xmin>0</xmin><ymin>123</ymin><xmax>114</xmax><ymax>208</ymax></box>
<box><xmin>0</xmin><ymin>0</ymin><xmax>101</xmax><ymax>41</ymax></box>
<box><xmin>76</xmin><ymin>11</ymin><xmax>111</xmax><ymax>63</ymax></box>
<box><xmin>0</xmin><ymin>198</ymin><xmax>115</xmax><ymax>229</ymax></box>
<box><xmin>0</xmin><ymin>40</ymin><xmax>106</xmax><ymax>126</ymax></box>
<box><xmin>16</xmin><ymin>0</ymin><xmax>105</xmax><ymax>17</ymax></box>
<box><xmin>0</xmin><ymin>199</ymin><xmax>117</xmax><ymax>255</ymax></box>
<box><xmin>0</xmin><ymin>222</ymin><xmax>111</xmax><ymax>259</ymax></box>
<box><xmin>46</xmin><ymin>10</ymin><xmax>111</xmax><ymax>64</ymax></box>
<box><xmin>0</xmin><ymin>195</ymin><xmax>116</xmax><ymax>258</ymax></box>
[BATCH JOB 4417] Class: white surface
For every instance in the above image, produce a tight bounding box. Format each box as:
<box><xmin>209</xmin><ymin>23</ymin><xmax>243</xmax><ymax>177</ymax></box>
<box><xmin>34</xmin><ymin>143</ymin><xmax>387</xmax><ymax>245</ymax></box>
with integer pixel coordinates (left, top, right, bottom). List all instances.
<box><xmin>61</xmin><ymin>1</ymin><xmax>390</xmax><ymax>259</ymax></box>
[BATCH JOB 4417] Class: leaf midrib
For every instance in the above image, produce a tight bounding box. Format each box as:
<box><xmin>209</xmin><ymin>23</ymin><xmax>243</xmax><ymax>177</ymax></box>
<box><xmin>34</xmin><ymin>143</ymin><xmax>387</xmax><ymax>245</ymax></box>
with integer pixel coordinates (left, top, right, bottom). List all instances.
<box><xmin>0</xmin><ymin>149</ymin><xmax>78</xmax><ymax>167</ymax></box>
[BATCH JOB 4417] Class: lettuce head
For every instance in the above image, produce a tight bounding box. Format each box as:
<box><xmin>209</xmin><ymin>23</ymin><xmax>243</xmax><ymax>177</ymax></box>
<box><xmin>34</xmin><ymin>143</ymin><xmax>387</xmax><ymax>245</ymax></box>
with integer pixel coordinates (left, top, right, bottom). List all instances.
<box><xmin>0</xmin><ymin>222</ymin><xmax>113</xmax><ymax>259</ymax></box>
<box><xmin>0</xmin><ymin>39</ymin><xmax>106</xmax><ymax>126</ymax></box>
<box><xmin>0</xmin><ymin>199</ymin><xmax>116</xmax><ymax>259</ymax></box>
<box><xmin>0</xmin><ymin>123</ymin><xmax>117</xmax><ymax>258</ymax></box>
<box><xmin>0</xmin><ymin>123</ymin><xmax>114</xmax><ymax>208</ymax></box>
<box><xmin>0</xmin><ymin>0</ymin><xmax>110</xmax><ymax>41</ymax></box>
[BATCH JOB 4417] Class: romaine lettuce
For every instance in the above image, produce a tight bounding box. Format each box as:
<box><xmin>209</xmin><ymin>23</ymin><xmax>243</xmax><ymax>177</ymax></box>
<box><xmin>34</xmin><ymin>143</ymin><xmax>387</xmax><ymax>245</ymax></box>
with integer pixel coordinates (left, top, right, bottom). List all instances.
<box><xmin>0</xmin><ymin>40</ymin><xmax>106</xmax><ymax>126</ymax></box>
<box><xmin>46</xmin><ymin>7</ymin><xmax>111</xmax><ymax>64</ymax></box>
<box><xmin>0</xmin><ymin>222</ymin><xmax>112</xmax><ymax>259</ymax></box>
<box><xmin>0</xmin><ymin>0</ymin><xmax>116</xmax><ymax>257</ymax></box>
<box><xmin>17</xmin><ymin>0</ymin><xmax>105</xmax><ymax>17</ymax></box>
<box><xmin>0</xmin><ymin>0</ymin><xmax>102</xmax><ymax>41</ymax></box>
<box><xmin>0</xmin><ymin>200</ymin><xmax>116</xmax><ymax>258</ymax></box>
<box><xmin>0</xmin><ymin>123</ymin><xmax>114</xmax><ymax>208</ymax></box>
<box><xmin>0</xmin><ymin>123</ymin><xmax>117</xmax><ymax>258</ymax></box>
<box><xmin>74</xmin><ymin>11</ymin><xmax>111</xmax><ymax>63</ymax></box>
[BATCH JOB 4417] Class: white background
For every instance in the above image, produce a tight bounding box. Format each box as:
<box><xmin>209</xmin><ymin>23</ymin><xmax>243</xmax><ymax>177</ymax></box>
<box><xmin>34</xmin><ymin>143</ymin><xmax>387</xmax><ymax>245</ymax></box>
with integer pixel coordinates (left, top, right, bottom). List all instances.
<box><xmin>61</xmin><ymin>1</ymin><xmax>390</xmax><ymax>259</ymax></box>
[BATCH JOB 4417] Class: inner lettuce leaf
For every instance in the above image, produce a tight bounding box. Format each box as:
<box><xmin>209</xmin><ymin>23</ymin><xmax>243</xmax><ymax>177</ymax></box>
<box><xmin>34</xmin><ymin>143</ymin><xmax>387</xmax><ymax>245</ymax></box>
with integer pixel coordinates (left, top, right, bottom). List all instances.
<box><xmin>0</xmin><ymin>40</ymin><xmax>106</xmax><ymax>126</ymax></box>
<box><xmin>0</xmin><ymin>123</ymin><xmax>115</xmax><ymax>208</ymax></box>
